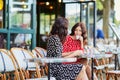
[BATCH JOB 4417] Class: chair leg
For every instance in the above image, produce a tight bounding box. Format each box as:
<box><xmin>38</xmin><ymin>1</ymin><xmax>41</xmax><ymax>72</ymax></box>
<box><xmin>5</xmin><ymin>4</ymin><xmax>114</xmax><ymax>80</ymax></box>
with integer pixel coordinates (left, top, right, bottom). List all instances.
<box><xmin>26</xmin><ymin>70</ymin><xmax>30</xmax><ymax>78</ymax></box>
<box><xmin>100</xmin><ymin>71</ymin><xmax>103</xmax><ymax>80</ymax></box>
<box><xmin>3</xmin><ymin>74</ymin><xmax>6</xmax><ymax>80</ymax></box>
<box><xmin>36</xmin><ymin>67</ymin><xmax>41</xmax><ymax>78</ymax></box>
<box><xmin>114</xmin><ymin>75</ymin><xmax>118</xmax><ymax>80</ymax></box>
<box><xmin>111</xmin><ymin>74</ymin><xmax>115</xmax><ymax>80</ymax></box>
<box><xmin>15</xmin><ymin>70</ymin><xmax>20</xmax><ymax>80</ymax></box>
<box><xmin>19</xmin><ymin>69</ymin><xmax>25</xmax><ymax>80</ymax></box>
<box><xmin>0</xmin><ymin>73</ymin><xmax>3</xmax><ymax>80</ymax></box>
<box><xmin>106</xmin><ymin>73</ymin><xmax>110</xmax><ymax>80</ymax></box>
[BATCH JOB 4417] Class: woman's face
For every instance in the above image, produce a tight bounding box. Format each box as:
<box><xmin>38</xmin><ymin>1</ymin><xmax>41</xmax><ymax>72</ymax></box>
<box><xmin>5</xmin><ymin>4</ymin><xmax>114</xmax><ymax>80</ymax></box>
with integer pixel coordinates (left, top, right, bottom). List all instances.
<box><xmin>74</xmin><ymin>26</ymin><xmax>82</xmax><ymax>36</ymax></box>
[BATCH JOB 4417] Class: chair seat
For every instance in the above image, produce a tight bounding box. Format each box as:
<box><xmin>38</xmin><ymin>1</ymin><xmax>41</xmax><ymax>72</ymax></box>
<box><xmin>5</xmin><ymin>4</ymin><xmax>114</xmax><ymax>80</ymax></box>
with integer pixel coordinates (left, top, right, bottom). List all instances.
<box><xmin>10</xmin><ymin>48</ymin><xmax>41</xmax><ymax>79</ymax></box>
<box><xmin>27</xmin><ymin>68</ymin><xmax>41</xmax><ymax>72</ymax></box>
<box><xmin>107</xmin><ymin>70</ymin><xmax>120</xmax><ymax>74</ymax></box>
<box><xmin>0</xmin><ymin>51</ymin><xmax>15</xmax><ymax>72</ymax></box>
<box><xmin>94</xmin><ymin>65</ymin><xmax>105</xmax><ymax>70</ymax></box>
<box><xmin>105</xmin><ymin>64</ymin><xmax>115</xmax><ymax>68</ymax></box>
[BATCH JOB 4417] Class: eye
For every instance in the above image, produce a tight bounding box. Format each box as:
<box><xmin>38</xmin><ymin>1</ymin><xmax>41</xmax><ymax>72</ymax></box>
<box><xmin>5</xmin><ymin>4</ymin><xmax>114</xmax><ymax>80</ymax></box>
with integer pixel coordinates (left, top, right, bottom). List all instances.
<box><xmin>79</xmin><ymin>30</ymin><xmax>82</xmax><ymax>32</ymax></box>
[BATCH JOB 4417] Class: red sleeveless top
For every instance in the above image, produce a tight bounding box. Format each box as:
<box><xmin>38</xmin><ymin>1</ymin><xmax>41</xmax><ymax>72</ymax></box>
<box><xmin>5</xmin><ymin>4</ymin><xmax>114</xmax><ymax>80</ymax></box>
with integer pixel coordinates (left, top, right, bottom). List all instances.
<box><xmin>63</xmin><ymin>35</ymin><xmax>84</xmax><ymax>63</ymax></box>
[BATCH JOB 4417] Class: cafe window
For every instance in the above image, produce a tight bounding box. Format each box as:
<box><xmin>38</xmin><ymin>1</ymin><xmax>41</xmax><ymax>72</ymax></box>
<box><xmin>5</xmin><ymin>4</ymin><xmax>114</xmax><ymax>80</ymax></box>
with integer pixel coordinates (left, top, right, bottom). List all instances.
<box><xmin>9</xmin><ymin>0</ymin><xmax>33</xmax><ymax>29</ymax></box>
<box><xmin>0</xmin><ymin>0</ymin><xmax>36</xmax><ymax>49</ymax></box>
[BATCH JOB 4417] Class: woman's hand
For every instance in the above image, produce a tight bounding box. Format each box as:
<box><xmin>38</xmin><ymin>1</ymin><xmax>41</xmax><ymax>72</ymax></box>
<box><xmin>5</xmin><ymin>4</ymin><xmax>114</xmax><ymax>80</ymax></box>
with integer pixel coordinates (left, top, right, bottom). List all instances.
<box><xmin>79</xmin><ymin>36</ymin><xmax>83</xmax><ymax>42</ymax></box>
<box><xmin>73</xmin><ymin>50</ymin><xmax>83</xmax><ymax>57</ymax></box>
<box><xmin>62</xmin><ymin>50</ymin><xmax>83</xmax><ymax>58</ymax></box>
<box><xmin>79</xmin><ymin>36</ymin><xmax>84</xmax><ymax>49</ymax></box>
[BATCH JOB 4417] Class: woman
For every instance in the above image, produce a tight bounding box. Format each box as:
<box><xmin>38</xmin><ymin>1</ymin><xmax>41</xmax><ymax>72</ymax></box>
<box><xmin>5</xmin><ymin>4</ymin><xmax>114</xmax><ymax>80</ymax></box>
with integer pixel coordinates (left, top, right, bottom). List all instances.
<box><xmin>63</xmin><ymin>22</ymin><xmax>98</xmax><ymax>80</ymax></box>
<box><xmin>63</xmin><ymin>22</ymin><xmax>87</xmax><ymax>63</ymax></box>
<box><xmin>47</xmin><ymin>17</ymin><xmax>88</xmax><ymax>80</ymax></box>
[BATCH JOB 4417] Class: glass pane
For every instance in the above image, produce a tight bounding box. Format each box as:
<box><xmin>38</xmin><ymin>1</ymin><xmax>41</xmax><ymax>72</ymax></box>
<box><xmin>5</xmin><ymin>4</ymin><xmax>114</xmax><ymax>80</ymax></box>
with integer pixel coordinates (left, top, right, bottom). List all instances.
<box><xmin>0</xmin><ymin>0</ymin><xmax>3</xmax><ymax>28</ymax></box>
<box><xmin>40</xmin><ymin>13</ymin><xmax>55</xmax><ymax>34</ymax></box>
<box><xmin>10</xmin><ymin>12</ymin><xmax>31</xmax><ymax>29</ymax></box>
<box><xmin>11</xmin><ymin>33</ymin><xmax>31</xmax><ymax>49</ymax></box>
<box><xmin>88</xmin><ymin>3</ymin><xmax>94</xmax><ymax>46</ymax></box>
<box><xmin>65</xmin><ymin>3</ymin><xmax>80</xmax><ymax>33</ymax></box>
<box><xmin>9</xmin><ymin>0</ymin><xmax>33</xmax><ymax>29</ymax></box>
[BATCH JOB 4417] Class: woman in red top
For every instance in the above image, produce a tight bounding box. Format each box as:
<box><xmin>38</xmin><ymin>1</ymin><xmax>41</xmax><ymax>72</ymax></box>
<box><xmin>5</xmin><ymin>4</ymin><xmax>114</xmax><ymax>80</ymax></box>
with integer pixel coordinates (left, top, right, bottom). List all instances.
<box><xmin>63</xmin><ymin>22</ymin><xmax>98</xmax><ymax>80</ymax></box>
<box><xmin>63</xmin><ymin>22</ymin><xmax>87</xmax><ymax>63</ymax></box>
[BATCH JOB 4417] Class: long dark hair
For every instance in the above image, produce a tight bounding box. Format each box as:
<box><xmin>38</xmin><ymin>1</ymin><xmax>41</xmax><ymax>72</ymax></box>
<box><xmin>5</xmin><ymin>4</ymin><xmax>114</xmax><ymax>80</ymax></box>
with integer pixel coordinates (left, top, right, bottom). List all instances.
<box><xmin>70</xmin><ymin>22</ymin><xmax>88</xmax><ymax>45</ymax></box>
<box><xmin>50</xmin><ymin>17</ymin><xmax>68</xmax><ymax>43</ymax></box>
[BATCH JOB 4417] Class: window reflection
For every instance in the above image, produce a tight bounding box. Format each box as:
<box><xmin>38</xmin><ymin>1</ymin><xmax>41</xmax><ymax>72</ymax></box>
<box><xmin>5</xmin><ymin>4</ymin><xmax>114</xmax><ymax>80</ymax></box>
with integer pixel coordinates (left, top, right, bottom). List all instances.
<box><xmin>65</xmin><ymin>3</ymin><xmax>80</xmax><ymax>33</ymax></box>
<box><xmin>40</xmin><ymin>13</ymin><xmax>55</xmax><ymax>34</ymax></box>
<box><xmin>9</xmin><ymin>0</ymin><xmax>32</xmax><ymax>29</ymax></box>
<box><xmin>11</xmin><ymin>33</ymin><xmax>31</xmax><ymax>49</ymax></box>
<box><xmin>10</xmin><ymin>12</ymin><xmax>31</xmax><ymax>29</ymax></box>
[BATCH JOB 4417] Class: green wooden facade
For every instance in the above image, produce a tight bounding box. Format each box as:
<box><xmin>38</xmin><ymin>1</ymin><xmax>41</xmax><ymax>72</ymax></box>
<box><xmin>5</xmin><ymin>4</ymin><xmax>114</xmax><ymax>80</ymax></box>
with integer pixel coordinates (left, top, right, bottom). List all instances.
<box><xmin>0</xmin><ymin>0</ymin><xmax>36</xmax><ymax>50</ymax></box>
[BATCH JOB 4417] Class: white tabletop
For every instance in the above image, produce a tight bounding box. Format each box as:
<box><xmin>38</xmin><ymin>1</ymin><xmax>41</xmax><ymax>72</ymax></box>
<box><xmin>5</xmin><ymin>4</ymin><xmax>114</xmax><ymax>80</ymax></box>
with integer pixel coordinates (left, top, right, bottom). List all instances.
<box><xmin>80</xmin><ymin>53</ymin><xmax>113</xmax><ymax>59</ymax></box>
<box><xmin>25</xmin><ymin>57</ymin><xmax>77</xmax><ymax>63</ymax></box>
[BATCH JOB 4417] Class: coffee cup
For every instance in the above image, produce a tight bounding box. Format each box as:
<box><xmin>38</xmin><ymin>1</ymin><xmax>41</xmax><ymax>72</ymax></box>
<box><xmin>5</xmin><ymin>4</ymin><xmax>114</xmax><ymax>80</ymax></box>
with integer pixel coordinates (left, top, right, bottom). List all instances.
<box><xmin>76</xmin><ymin>35</ymin><xmax>80</xmax><ymax>40</ymax></box>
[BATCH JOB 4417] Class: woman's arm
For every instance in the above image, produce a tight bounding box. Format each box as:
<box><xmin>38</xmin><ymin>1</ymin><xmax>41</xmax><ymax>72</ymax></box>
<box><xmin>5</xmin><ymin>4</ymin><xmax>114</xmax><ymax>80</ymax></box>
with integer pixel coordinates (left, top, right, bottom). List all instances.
<box><xmin>62</xmin><ymin>50</ymin><xmax>83</xmax><ymax>58</ymax></box>
<box><xmin>79</xmin><ymin>36</ymin><xmax>84</xmax><ymax>49</ymax></box>
<box><xmin>62</xmin><ymin>51</ymin><xmax>74</xmax><ymax>57</ymax></box>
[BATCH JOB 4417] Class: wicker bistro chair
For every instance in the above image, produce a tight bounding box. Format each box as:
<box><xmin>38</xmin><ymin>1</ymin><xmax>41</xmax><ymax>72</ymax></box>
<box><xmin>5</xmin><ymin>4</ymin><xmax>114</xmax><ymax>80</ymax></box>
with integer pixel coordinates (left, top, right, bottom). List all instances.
<box><xmin>93</xmin><ymin>58</ymin><xmax>105</xmax><ymax>80</ymax></box>
<box><xmin>34</xmin><ymin>47</ymin><xmax>47</xmax><ymax>57</ymax></box>
<box><xmin>0</xmin><ymin>49</ymin><xmax>20</xmax><ymax>80</ymax></box>
<box><xmin>10</xmin><ymin>48</ymin><xmax>41</xmax><ymax>80</ymax></box>
<box><xmin>32</xmin><ymin>47</ymin><xmax>57</xmax><ymax>80</ymax></box>
<box><xmin>105</xmin><ymin>48</ymin><xmax>120</xmax><ymax>80</ymax></box>
<box><xmin>32</xmin><ymin>47</ymin><xmax>48</xmax><ymax>76</ymax></box>
<box><xmin>93</xmin><ymin>53</ymin><xmax>115</xmax><ymax>80</ymax></box>
<box><xmin>106</xmin><ymin>70</ymin><xmax>120</xmax><ymax>80</ymax></box>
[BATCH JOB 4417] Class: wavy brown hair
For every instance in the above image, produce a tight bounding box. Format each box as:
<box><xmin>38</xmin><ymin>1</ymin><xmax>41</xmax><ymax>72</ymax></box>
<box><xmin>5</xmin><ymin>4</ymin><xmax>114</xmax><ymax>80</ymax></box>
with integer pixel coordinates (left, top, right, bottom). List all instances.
<box><xmin>70</xmin><ymin>22</ymin><xmax>88</xmax><ymax>45</ymax></box>
<box><xmin>50</xmin><ymin>17</ymin><xmax>68</xmax><ymax>43</ymax></box>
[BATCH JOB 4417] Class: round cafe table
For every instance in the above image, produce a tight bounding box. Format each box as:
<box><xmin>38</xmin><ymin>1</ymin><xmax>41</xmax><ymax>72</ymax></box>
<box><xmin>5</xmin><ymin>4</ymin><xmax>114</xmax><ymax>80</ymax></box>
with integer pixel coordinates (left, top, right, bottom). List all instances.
<box><xmin>25</xmin><ymin>57</ymin><xmax>77</xmax><ymax>80</ymax></box>
<box><xmin>80</xmin><ymin>53</ymin><xmax>113</xmax><ymax>80</ymax></box>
